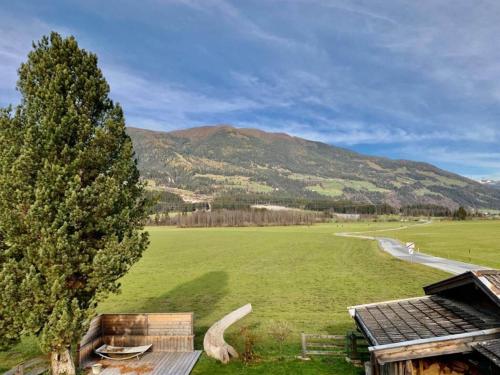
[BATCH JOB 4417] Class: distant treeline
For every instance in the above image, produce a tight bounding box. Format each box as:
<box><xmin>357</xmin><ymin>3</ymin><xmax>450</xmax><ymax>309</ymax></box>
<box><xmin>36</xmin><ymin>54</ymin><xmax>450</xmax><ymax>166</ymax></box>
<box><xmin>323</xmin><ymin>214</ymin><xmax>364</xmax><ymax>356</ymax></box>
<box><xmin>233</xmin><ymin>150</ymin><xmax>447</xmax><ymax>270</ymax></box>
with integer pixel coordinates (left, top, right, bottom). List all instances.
<box><xmin>147</xmin><ymin>209</ymin><xmax>327</xmax><ymax>227</ymax></box>
<box><xmin>146</xmin><ymin>191</ymin><xmax>209</xmax><ymax>212</ymax></box>
<box><xmin>304</xmin><ymin>200</ymin><xmax>396</xmax><ymax>214</ymax></box>
<box><xmin>148</xmin><ymin>191</ymin><xmax>466</xmax><ymax>218</ymax></box>
<box><xmin>306</xmin><ymin>201</ymin><xmax>457</xmax><ymax>217</ymax></box>
<box><xmin>145</xmin><ymin>190</ymin><xmax>477</xmax><ymax>226</ymax></box>
<box><xmin>400</xmin><ymin>204</ymin><xmax>452</xmax><ymax>217</ymax></box>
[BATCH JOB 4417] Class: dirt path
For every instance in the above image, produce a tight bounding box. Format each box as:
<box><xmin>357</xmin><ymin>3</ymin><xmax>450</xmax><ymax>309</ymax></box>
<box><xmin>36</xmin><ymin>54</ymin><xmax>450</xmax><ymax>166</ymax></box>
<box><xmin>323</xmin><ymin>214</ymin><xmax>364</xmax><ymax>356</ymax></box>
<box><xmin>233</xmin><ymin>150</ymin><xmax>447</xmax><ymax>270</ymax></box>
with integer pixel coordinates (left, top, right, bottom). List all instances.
<box><xmin>336</xmin><ymin>221</ymin><xmax>488</xmax><ymax>274</ymax></box>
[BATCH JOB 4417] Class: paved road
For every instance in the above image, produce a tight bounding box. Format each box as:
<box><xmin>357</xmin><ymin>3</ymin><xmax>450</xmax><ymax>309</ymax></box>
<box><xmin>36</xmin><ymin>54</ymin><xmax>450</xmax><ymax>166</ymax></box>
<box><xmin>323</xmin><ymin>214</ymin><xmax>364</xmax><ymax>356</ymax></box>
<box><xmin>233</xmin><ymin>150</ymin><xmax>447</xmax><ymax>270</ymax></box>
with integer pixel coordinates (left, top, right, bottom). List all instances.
<box><xmin>336</xmin><ymin>227</ymin><xmax>488</xmax><ymax>274</ymax></box>
<box><xmin>376</xmin><ymin>237</ymin><xmax>487</xmax><ymax>274</ymax></box>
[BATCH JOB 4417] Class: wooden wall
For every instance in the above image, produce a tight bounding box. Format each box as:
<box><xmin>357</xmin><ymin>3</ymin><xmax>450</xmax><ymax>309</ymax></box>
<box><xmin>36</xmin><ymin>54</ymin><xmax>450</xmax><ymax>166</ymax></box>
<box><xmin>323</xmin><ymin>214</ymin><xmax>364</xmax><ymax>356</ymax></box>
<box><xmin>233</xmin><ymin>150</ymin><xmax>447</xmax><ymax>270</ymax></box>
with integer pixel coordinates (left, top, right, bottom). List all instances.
<box><xmin>78</xmin><ymin>316</ymin><xmax>104</xmax><ymax>367</ymax></box>
<box><xmin>101</xmin><ymin>313</ymin><xmax>193</xmax><ymax>337</ymax></box>
<box><xmin>77</xmin><ymin>313</ymin><xmax>194</xmax><ymax>368</ymax></box>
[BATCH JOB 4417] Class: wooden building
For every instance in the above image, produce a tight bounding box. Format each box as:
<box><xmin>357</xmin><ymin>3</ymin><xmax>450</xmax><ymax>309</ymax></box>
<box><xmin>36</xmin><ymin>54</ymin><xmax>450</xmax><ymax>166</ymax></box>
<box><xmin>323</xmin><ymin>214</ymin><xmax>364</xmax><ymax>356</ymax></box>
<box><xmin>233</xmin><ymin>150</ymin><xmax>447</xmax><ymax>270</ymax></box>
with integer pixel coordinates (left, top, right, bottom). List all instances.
<box><xmin>349</xmin><ymin>270</ymin><xmax>500</xmax><ymax>374</ymax></box>
<box><xmin>78</xmin><ymin>313</ymin><xmax>201</xmax><ymax>375</ymax></box>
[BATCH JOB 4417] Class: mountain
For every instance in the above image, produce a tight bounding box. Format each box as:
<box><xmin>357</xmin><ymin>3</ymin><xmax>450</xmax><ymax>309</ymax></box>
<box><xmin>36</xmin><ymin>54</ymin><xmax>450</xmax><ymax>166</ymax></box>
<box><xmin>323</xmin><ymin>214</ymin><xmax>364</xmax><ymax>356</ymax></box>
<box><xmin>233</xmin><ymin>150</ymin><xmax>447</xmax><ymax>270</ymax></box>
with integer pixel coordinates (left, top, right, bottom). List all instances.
<box><xmin>127</xmin><ymin>125</ymin><xmax>500</xmax><ymax>209</ymax></box>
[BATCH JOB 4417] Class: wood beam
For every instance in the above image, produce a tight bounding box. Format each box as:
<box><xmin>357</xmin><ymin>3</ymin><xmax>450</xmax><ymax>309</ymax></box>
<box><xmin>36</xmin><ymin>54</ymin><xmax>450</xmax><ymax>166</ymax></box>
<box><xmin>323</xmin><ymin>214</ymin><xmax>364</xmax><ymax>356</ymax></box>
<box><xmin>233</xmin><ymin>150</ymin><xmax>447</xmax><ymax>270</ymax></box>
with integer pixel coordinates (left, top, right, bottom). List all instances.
<box><xmin>370</xmin><ymin>328</ymin><xmax>500</xmax><ymax>364</ymax></box>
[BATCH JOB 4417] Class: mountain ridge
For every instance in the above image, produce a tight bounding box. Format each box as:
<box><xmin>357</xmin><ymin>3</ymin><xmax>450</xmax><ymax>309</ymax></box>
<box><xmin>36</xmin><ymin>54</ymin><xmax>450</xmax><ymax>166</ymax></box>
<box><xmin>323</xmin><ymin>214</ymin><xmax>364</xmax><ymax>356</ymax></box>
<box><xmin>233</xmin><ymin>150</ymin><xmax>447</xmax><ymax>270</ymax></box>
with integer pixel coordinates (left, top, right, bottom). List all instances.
<box><xmin>127</xmin><ymin>125</ymin><xmax>500</xmax><ymax>209</ymax></box>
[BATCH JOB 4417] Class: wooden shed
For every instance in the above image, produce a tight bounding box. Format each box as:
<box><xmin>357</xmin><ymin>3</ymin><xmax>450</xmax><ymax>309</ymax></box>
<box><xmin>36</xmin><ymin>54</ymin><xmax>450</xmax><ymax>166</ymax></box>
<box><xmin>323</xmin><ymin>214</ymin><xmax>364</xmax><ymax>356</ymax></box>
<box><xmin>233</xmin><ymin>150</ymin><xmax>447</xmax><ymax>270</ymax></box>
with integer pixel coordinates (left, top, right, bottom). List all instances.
<box><xmin>349</xmin><ymin>270</ymin><xmax>500</xmax><ymax>375</ymax></box>
<box><xmin>78</xmin><ymin>313</ymin><xmax>201</xmax><ymax>375</ymax></box>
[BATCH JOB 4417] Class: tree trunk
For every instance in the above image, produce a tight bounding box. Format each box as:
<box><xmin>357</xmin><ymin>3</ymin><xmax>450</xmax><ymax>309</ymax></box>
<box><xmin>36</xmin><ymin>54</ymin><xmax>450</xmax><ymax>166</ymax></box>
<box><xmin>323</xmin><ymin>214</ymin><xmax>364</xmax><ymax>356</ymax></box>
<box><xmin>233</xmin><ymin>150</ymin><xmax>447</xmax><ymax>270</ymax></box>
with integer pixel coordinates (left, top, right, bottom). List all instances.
<box><xmin>50</xmin><ymin>348</ymin><xmax>76</xmax><ymax>375</ymax></box>
<box><xmin>203</xmin><ymin>304</ymin><xmax>252</xmax><ymax>363</ymax></box>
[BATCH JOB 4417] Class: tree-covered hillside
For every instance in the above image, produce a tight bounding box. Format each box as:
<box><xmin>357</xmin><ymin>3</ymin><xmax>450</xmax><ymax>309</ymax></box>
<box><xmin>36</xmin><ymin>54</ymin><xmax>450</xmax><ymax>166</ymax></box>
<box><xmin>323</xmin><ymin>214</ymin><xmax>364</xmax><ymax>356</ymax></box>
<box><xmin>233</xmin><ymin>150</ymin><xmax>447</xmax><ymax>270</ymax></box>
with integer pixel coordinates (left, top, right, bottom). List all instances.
<box><xmin>128</xmin><ymin>125</ymin><xmax>500</xmax><ymax>210</ymax></box>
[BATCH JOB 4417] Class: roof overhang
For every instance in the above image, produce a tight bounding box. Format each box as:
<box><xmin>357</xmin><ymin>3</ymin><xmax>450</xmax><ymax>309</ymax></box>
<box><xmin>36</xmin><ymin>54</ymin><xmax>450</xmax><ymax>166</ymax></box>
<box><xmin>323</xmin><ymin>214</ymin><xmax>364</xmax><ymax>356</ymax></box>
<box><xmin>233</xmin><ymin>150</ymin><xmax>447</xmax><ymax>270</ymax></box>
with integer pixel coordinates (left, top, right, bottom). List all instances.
<box><xmin>369</xmin><ymin>328</ymin><xmax>500</xmax><ymax>364</ymax></box>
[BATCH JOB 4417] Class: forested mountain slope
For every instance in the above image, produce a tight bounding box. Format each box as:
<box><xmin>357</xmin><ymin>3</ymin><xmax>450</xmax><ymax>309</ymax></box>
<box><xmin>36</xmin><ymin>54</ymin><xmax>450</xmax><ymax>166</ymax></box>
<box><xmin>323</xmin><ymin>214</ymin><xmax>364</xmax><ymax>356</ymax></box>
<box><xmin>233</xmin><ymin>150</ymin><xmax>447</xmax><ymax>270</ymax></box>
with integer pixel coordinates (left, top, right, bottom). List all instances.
<box><xmin>128</xmin><ymin>125</ymin><xmax>500</xmax><ymax>209</ymax></box>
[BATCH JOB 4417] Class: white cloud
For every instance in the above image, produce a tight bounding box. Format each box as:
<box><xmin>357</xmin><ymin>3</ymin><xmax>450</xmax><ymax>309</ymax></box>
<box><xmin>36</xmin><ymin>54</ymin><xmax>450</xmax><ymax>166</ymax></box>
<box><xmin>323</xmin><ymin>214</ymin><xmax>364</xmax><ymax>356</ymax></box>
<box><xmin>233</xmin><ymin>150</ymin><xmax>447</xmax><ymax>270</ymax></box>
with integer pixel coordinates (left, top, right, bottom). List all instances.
<box><xmin>235</xmin><ymin>116</ymin><xmax>499</xmax><ymax>147</ymax></box>
<box><xmin>102</xmin><ymin>65</ymin><xmax>264</xmax><ymax>128</ymax></box>
<box><xmin>0</xmin><ymin>13</ymin><xmax>71</xmax><ymax>106</ymax></box>
<box><xmin>387</xmin><ymin>144</ymin><xmax>500</xmax><ymax>179</ymax></box>
<box><xmin>427</xmin><ymin>150</ymin><xmax>500</xmax><ymax>170</ymax></box>
<box><xmin>375</xmin><ymin>2</ymin><xmax>500</xmax><ymax>105</ymax></box>
<box><xmin>2</xmin><ymin>1</ymin><xmax>500</xmax><ymax>179</ymax></box>
<box><xmin>310</xmin><ymin>0</ymin><xmax>398</xmax><ymax>25</ymax></box>
<box><xmin>173</xmin><ymin>0</ymin><xmax>300</xmax><ymax>48</ymax></box>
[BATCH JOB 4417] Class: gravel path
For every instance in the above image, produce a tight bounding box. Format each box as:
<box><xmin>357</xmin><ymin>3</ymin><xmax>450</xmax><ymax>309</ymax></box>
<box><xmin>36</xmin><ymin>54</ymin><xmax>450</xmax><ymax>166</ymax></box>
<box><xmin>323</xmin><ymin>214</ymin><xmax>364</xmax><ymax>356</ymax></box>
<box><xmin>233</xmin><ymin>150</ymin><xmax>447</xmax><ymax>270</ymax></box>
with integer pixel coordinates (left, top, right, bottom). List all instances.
<box><xmin>336</xmin><ymin>223</ymin><xmax>488</xmax><ymax>274</ymax></box>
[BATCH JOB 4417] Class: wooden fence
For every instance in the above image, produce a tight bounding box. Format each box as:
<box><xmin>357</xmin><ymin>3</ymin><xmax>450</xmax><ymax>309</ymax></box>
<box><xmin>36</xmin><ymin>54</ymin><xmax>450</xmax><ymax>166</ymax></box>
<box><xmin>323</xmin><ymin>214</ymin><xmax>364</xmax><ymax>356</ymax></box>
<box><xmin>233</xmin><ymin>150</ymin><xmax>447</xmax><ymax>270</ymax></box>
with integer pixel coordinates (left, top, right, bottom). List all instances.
<box><xmin>300</xmin><ymin>333</ymin><xmax>345</xmax><ymax>357</ymax></box>
<box><xmin>77</xmin><ymin>313</ymin><xmax>194</xmax><ymax>368</ymax></box>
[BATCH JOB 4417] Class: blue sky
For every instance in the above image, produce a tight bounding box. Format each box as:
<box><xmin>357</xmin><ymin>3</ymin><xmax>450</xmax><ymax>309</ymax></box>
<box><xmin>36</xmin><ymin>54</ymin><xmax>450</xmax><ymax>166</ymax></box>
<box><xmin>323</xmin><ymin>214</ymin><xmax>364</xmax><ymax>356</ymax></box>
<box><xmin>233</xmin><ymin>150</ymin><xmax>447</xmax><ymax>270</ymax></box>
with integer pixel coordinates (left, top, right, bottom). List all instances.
<box><xmin>1</xmin><ymin>0</ymin><xmax>500</xmax><ymax>179</ymax></box>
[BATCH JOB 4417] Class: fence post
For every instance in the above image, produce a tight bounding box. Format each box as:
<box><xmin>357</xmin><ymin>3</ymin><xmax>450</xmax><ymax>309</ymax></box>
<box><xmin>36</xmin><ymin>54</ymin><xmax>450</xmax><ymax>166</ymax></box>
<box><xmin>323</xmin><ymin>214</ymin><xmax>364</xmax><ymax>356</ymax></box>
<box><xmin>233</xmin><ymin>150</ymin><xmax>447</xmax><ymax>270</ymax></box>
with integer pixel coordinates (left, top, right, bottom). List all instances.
<box><xmin>301</xmin><ymin>333</ymin><xmax>307</xmax><ymax>357</ymax></box>
<box><xmin>351</xmin><ymin>332</ymin><xmax>358</xmax><ymax>359</ymax></box>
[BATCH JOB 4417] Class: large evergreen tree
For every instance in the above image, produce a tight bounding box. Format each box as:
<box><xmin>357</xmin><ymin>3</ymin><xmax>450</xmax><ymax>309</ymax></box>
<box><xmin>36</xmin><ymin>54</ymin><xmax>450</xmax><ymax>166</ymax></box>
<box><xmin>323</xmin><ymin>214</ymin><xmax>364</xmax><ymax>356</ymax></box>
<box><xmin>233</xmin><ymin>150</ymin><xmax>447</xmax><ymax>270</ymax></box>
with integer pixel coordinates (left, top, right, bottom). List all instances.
<box><xmin>0</xmin><ymin>33</ymin><xmax>149</xmax><ymax>374</ymax></box>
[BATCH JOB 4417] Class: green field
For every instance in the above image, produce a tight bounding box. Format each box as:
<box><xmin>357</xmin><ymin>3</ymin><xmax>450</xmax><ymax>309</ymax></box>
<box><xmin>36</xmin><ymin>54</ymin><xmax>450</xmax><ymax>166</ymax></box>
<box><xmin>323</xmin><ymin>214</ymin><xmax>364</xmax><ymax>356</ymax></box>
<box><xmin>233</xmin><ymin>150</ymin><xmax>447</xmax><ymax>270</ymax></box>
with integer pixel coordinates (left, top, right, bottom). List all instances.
<box><xmin>0</xmin><ymin>222</ymin><xmax>449</xmax><ymax>374</ymax></box>
<box><xmin>107</xmin><ymin>223</ymin><xmax>446</xmax><ymax>374</ymax></box>
<box><xmin>306</xmin><ymin>178</ymin><xmax>390</xmax><ymax>197</ymax></box>
<box><xmin>369</xmin><ymin>220</ymin><xmax>500</xmax><ymax>269</ymax></box>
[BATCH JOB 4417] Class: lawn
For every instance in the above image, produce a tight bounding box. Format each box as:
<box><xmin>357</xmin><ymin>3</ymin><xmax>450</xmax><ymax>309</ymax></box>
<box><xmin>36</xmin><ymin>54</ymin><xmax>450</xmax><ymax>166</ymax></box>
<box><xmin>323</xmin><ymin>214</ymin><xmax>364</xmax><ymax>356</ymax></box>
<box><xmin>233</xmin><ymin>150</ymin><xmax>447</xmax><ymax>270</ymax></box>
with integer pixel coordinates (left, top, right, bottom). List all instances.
<box><xmin>373</xmin><ymin>220</ymin><xmax>500</xmax><ymax>269</ymax></box>
<box><xmin>0</xmin><ymin>222</ymin><xmax>448</xmax><ymax>373</ymax></box>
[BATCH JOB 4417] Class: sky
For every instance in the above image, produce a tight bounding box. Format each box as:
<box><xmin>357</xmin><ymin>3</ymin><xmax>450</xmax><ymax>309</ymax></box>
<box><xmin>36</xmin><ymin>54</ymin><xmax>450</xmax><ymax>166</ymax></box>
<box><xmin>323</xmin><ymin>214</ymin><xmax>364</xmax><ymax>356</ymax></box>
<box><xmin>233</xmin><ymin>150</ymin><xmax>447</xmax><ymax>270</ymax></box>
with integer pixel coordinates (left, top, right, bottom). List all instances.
<box><xmin>1</xmin><ymin>1</ymin><xmax>500</xmax><ymax>180</ymax></box>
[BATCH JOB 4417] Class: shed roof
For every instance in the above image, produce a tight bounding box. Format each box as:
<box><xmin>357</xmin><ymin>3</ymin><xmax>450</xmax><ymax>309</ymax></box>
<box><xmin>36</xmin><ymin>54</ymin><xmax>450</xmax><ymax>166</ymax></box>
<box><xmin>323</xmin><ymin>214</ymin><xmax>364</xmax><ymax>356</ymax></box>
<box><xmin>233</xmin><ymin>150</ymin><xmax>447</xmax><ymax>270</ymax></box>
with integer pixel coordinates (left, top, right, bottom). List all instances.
<box><xmin>350</xmin><ymin>270</ymin><xmax>500</xmax><ymax>364</ymax></box>
<box><xmin>474</xmin><ymin>339</ymin><xmax>500</xmax><ymax>368</ymax></box>
<box><xmin>352</xmin><ymin>294</ymin><xmax>499</xmax><ymax>346</ymax></box>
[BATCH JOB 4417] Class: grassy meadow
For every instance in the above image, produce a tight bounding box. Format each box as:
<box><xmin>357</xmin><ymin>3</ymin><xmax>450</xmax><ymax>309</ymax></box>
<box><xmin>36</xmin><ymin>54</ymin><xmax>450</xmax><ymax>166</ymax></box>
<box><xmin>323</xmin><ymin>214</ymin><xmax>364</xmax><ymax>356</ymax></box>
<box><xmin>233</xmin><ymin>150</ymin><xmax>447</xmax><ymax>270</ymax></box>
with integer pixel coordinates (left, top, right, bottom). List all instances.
<box><xmin>104</xmin><ymin>223</ymin><xmax>447</xmax><ymax>374</ymax></box>
<box><xmin>3</xmin><ymin>219</ymin><xmax>497</xmax><ymax>373</ymax></box>
<box><xmin>0</xmin><ymin>221</ymin><xmax>448</xmax><ymax>374</ymax></box>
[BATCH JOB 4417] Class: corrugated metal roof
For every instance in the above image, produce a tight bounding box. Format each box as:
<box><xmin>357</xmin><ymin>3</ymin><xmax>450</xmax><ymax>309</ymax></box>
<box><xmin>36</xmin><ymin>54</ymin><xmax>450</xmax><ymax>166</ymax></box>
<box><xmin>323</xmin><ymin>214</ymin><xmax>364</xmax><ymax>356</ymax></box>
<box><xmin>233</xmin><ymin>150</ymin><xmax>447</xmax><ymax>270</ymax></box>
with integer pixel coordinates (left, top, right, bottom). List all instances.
<box><xmin>474</xmin><ymin>339</ymin><xmax>500</xmax><ymax>368</ymax></box>
<box><xmin>354</xmin><ymin>295</ymin><xmax>499</xmax><ymax>346</ymax></box>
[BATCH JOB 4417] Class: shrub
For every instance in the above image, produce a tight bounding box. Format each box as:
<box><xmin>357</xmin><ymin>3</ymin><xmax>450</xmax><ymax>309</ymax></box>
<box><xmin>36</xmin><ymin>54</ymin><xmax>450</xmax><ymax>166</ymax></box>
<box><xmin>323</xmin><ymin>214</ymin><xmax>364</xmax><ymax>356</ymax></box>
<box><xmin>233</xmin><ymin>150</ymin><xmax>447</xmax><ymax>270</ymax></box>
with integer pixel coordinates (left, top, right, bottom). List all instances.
<box><xmin>239</xmin><ymin>325</ymin><xmax>259</xmax><ymax>364</ymax></box>
<box><xmin>268</xmin><ymin>320</ymin><xmax>293</xmax><ymax>358</ymax></box>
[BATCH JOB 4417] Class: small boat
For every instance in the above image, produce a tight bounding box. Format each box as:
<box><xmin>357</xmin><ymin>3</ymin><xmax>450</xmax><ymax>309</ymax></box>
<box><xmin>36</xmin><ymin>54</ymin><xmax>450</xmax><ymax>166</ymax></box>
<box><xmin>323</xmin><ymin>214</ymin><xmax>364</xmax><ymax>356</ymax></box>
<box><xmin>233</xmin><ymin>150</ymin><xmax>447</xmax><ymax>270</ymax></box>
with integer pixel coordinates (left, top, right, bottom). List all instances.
<box><xmin>95</xmin><ymin>344</ymin><xmax>152</xmax><ymax>360</ymax></box>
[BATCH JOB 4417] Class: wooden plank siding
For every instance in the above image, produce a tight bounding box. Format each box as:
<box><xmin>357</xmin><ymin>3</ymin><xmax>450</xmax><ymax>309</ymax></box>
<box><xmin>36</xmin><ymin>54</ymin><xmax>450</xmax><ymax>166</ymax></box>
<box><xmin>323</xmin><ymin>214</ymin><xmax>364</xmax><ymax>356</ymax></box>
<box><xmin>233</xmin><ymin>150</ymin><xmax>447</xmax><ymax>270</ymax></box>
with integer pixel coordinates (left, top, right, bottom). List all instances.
<box><xmin>103</xmin><ymin>335</ymin><xmax>194</xmax><ymax>352</ymax></box>
<box><xmin>78</xmin><ymin>316</ymin><xmax>104</xmax><ymax>367</ymax></box>
<box><xmin>78</xmin><ymin>313</ymin><xmax>195</xmax><ymax>369</ymax></box>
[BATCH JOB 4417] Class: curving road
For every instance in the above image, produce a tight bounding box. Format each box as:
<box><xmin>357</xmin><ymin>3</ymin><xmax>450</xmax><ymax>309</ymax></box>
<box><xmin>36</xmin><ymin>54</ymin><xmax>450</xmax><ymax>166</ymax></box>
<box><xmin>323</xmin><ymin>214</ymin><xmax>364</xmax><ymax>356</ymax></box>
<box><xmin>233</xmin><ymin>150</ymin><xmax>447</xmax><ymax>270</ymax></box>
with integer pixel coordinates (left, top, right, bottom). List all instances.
<box><xmin>336</xmin><ymin>223</ymin><xmax>488</xmax><ymax>274</ymax></box>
